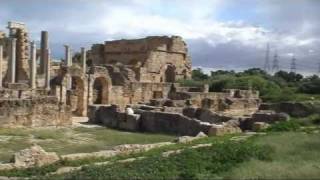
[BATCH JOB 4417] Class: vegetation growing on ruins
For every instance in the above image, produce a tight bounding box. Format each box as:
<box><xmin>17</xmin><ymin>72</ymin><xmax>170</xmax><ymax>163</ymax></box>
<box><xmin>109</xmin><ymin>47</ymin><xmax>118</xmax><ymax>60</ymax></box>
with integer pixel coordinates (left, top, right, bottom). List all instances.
<box><xmin>179</xmin><ymin>68</ymin><xmax>320</xmax><ymax>103</ymax></box>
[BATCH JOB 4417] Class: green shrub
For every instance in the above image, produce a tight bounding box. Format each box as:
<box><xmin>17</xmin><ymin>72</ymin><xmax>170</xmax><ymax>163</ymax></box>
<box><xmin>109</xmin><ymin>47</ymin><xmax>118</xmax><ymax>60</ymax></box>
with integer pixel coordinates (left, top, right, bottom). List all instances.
<box><xmin>266</xmin><ymin>121</ymin><xmax>301</xmax><ymax>132</ymax></box>
<box><xmin>0</xmin><ymin>162</ymin><xmax>61</xmax><ymax>177</ymax></box>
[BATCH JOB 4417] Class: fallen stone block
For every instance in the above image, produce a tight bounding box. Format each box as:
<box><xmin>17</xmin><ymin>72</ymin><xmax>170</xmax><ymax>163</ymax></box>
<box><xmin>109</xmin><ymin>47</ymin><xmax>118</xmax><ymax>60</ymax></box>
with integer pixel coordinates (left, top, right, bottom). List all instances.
<box><xmin>175</xmin><ymin>131</ymin><xmax>208</xmax><ymax>143</ymax></box>
<box><xmin>0</xmin><ymin>163</ymin><xmax>14</xmax><ymax>171</ymax></box>
<box><xmin>208</xmin><ymin>124</ymin><xmax>241</xmax><ymax>136</ymax></box>
<box><xmin>252</xmin><ymin>122</ymin><xmax>270</xmax><ymax>132</ymax></box>
<box><xmin>13</xmin><ymin>145</ymin><xmax>59</xmax><ymax>168</ymax></box>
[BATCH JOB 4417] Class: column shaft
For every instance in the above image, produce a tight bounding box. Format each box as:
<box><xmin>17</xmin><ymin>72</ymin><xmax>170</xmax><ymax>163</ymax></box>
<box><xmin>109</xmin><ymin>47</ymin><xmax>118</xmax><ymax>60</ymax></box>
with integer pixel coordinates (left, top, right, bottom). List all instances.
<box><xmin>40</xmin><ymin>31</ymin><xmax>48</xmax><ymax>74</ymax></box>
<box><xmin>30</xmin><ymin>41</ymin><xmax>37</xmax><ymax>89</ymax></box>
<box><xmin>64</xmin><ymin>45</ymin><xmax>72</xmax><ymax>90</ymax></box>
<box><xmin>81</xmin><ymin>47</ymin><xmax>86</xmax><ymax>74</ymax></box>
<box><xmin>45</xmin><ymin>49</ymin><xmax>51</xmax><ymax>90</ymax></box>
<box><xmin>9</xmin><ymin>38</ymin><xmax>16</xmax><ymax>83</ymax></box>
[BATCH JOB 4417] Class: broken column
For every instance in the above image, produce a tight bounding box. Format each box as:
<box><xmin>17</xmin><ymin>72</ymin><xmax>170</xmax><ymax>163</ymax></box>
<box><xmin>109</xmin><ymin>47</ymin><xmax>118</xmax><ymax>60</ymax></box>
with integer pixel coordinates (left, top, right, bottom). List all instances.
<box><xmin>40</xmin><ymin>31</ymin><xmax>48</xmax><ymax>74</ymax></box>
<box><xmin>45</xmin><ymin>49</ymin><xmax>51</xmax><ymax>90</ymax></box>
<box><xmin>9</xmin><ymin>38</ymin><xmax>16</xmax><ymax>83</ymax></box>
<box><xmin>81</xmin><ymin>47</ymin><xmax>86</xmax><ymax>74</ymax></box>
<box><xmin>30</xmin><ymin>41</ymin><xmax>36</xmax><ymax>89</ymax></box>
<box><xmin>0</xmin><ymin>45</ymin><xmax>3</xmax><ymax>88</ymax></box>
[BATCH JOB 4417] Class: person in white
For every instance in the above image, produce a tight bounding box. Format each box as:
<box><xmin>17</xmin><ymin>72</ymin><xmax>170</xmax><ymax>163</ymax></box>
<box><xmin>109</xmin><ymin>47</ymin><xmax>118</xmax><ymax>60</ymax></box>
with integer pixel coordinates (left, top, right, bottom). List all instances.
<box><xmin>125</xmin><ymin>105</ymin><xmax>135</xmax><ymax>115</ymax></box>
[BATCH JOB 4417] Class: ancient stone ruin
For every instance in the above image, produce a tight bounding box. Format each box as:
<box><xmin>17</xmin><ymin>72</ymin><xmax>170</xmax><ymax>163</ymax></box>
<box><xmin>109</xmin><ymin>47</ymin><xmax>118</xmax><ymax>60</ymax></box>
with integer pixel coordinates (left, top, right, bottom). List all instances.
<box><xmin>0</xmin><ymin>21</ymin><xmax>286</xmax><ymax>135</ymax></box>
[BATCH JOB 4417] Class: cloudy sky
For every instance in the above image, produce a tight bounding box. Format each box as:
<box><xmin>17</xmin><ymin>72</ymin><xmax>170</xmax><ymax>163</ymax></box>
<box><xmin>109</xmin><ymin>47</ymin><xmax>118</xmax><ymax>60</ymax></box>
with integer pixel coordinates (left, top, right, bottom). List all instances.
<box><xmin>0</xmin><ymin>0</ymin><xmax>319</xmax><ymax>74</ymax></box>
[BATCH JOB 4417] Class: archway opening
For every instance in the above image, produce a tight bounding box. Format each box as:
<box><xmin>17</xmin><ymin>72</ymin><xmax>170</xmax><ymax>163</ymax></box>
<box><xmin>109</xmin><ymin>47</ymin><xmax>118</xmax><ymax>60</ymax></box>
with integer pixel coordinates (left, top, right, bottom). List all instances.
<box><xmin>165</xmin><ymin>65</ymin><xmax>176</xmax><ymax>83</ymax></box>
<box><xmin>93</xmin><ymin>77</ymin><xmax>108</xmax><ymax>104</ymax></box>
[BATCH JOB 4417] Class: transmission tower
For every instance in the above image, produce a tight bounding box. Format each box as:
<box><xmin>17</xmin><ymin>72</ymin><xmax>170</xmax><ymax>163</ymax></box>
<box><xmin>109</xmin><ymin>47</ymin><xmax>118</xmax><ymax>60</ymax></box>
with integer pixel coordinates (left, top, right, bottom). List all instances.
<box><xmin>264</xmin><ymin>43</ymin><xmax>270</xmax><ymax>73</ymax></box>
<box><xmin>290</xmin><ymin>56</ymin><xmax>297</xmax><ymax>73</ymax></box>
<box><xmin>272</xmin><ymin>51</ymin><xmax>279</xmax><ymax>73</ymax></box>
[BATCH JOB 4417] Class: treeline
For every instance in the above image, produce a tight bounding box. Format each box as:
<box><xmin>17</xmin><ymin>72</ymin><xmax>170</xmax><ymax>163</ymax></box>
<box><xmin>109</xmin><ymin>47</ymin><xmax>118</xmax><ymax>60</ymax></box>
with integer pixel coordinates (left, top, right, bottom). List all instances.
<box><xmin>178</xmin><ymin>68</ymin><xmax>320</xmax><ymax>102</ymax></box>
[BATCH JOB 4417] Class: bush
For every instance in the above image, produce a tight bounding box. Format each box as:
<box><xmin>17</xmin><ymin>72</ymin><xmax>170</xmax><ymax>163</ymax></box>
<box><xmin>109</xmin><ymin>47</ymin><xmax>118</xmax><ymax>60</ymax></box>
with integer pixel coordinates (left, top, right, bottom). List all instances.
<box><xmin>266</xmin><ymin>121</ymin><xmax>301</xmax><ymax>132</ymax></box>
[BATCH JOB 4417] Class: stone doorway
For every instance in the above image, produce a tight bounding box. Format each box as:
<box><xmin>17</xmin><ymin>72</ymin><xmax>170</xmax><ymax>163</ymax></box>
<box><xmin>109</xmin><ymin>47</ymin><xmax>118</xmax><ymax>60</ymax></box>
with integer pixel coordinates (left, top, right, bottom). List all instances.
<box><xmin>165</xmin><ymin>65</ymin><xmax>176</xmax><ymax>83</ymax></box>
<box><xmin>92</xmin><ymin>77</ymin><xmax>108</xmax><ymax>104</ymax></box>
<box><xmin>70</xmin><ymin>76</ymin><xmax>85</xmax><ymax>116</ymax></box>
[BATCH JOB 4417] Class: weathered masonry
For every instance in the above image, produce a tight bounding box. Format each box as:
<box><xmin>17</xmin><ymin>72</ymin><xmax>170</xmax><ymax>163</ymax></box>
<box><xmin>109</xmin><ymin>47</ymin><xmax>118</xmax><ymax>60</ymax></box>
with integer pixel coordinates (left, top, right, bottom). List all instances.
<box><xmin>0</xmin><ymin>21</ymin><xmax>263</xmax><ymax>135</ymax></box>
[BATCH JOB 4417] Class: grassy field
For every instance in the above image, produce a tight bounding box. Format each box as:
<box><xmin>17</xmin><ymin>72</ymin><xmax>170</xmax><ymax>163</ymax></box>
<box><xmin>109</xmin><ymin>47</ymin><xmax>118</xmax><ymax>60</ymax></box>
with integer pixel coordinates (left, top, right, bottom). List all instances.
<box><xmin>50</xmin><ymin>131</ymin><xmax>320</xmax><ymax>180</ymax></box>
<box><xmin>223</xmin><ymin>132</ymin><xmax>320</xmax><ymax>179</ymax></box>
<box><xmin>0</xmin><ymin>127</ymin><xmax>175</xmax><ymax>163</ymax></box>
<box><xmin>1</xmin><ymin>120</ymin><xmax>320</xmax><ymax>179</ymax></box>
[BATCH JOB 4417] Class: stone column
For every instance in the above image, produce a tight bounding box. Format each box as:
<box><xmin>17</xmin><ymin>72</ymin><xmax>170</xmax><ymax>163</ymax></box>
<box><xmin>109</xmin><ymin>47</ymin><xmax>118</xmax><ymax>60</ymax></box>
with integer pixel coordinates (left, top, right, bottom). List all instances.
<box><xmin>40</xmin><ymin>31</ymin><xmax>48</xmax><ymax>74</ymax></box>
<box><xmin>45</xmin><ymin>49</ymin><xmax>51</xmax><ymax>90</ymax></box>
<box><xmin>64</xmin><ymin>45</ymin><xmax>72</xmax><ymax>90</ymax></box>
<box><xmin>0</xmin><ymin>45</ymin><xmax>3</xmax><ymax>88</ymax></box>
<box><xmin>81</xmin><ymin>47</ymin><xmax>86</xmax><ymax>74</ymax></box>
<box><xmin>30</xmin><ymin>41</ymin><xmax>37</xmax><ymax>89</ymax></box>
<box><xmin>64</xmin><ymin>45</ymin><xmax>72</xmax><ymax>67</ymax></box>
<box><xmin>9</xmin><ymin>38</ymin><xmax>16</xmax><ymax>83</ymax></box>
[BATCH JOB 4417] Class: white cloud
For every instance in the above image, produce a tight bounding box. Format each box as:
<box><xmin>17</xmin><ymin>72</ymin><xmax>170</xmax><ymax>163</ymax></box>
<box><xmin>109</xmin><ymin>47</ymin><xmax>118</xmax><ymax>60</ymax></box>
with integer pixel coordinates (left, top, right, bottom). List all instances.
<box><xmin>0</xmin><ymin>0</ymin><xmax>319</xmax><ymax>74</ymax></box>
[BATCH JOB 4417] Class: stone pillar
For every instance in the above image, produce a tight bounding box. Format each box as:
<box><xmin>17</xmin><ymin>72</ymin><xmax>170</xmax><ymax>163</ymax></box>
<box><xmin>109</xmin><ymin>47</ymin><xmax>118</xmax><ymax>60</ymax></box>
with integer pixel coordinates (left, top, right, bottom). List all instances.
<box><xmin>0</xmin><ymin>45</ymin><xmax>3</xmax><ymax>88</ymax></box>
<box><xmin>81</xmin><ymin>47</ymin><xmax>86</xmax><ymax>74</ymax></box>
<box><xmin>40</xmin><ymin>31</ymin><xmax>48</xmax><ymax>74</ymax></box>
<box><xmin>64</xmin><ymin>45</ymin><xmax>72</xmax><ymax>67</ymax></box>
<box><xmin>45</xmin><ymin>49</ymin><xmax>51</xmax><ymax>90</ymax></box>
<box><xmin>30</xmin><ymin>41</ymin><xmax>37</xmax><ymax>89</ymax></box>
<box><xmin>9</xmin><ymin>38</ymin><xmax>16</xmax><ymax>83</ymax></box>
<box><xmin>64</xmin><ymin>45</ymin><xmax>72</xmax><ymax>90</ymax></box>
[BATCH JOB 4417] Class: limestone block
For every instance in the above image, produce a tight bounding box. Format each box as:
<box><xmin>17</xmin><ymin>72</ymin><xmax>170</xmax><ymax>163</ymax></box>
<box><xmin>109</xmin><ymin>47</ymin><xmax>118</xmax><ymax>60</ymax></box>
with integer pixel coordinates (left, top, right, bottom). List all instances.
<box><xmin>208</xmin><ymin>124</ymin><xmax>242</xmax><ymax>136</ymax></box>
<box><xmin>175</xmin><ymin>131</ymin><xmax>208</xmax><ymax>143</ymax></box>
<box><xmin>252</xmin><ymin>111</ymin><xmax>290</xmax><ymax>124</ymax></box>
<box><xmin>13</xmin><ymin>145</ymin><xmax>59</xmax><ymax>168</ymax></box>
<box><xmin>0</xmin><ymin>163</ymin><xmax>14</xmax><ymax>171</ymax></box>
<box><xmin>252</xmin><ymin>122</ymin><xmax>270</xmax><ymax>132</ymax></box>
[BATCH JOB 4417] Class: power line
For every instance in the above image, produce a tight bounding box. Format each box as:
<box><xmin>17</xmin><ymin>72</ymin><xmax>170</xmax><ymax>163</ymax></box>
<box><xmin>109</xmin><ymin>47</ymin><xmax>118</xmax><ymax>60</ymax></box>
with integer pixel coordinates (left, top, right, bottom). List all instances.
<box><xmin>264</xmin><ymin>43</ymin><xmax>270</xmax><ymax>73</ymax></box>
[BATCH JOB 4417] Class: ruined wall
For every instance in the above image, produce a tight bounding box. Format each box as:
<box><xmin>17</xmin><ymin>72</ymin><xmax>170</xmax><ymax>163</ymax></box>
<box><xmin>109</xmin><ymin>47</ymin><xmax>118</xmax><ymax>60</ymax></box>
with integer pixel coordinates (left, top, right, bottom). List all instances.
<box><xmin>129</xmin><ymin>82</ymin><xmax>172</xmax><ymax>104</ymax></box>
<box><xmin>89</xmin><ymin>36</ymin><xmax>192</xmax><ymax>83</ymax></box>
<box><xmin>0</xmin><ymin>97</ymin><xmax>72</xmax><ymax>127</ymax></box>
<box><xmin>88</xmin><ymin>104</ymin><xmax>212</xmax><ymax>136</ymax></box>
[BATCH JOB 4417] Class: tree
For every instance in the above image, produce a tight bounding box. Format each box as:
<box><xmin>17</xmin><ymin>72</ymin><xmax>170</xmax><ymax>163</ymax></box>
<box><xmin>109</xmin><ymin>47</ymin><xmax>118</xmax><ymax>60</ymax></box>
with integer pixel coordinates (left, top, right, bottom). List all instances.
<box><xmin>192</xmin><ymin>68</ymin><xmax>209</xmax><ymax>81</ymax></box>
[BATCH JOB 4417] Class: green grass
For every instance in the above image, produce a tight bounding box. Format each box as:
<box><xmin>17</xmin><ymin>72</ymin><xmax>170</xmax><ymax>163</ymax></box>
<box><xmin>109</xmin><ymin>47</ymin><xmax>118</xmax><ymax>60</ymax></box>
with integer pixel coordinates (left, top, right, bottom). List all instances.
<box><xmin>2</xmin><ymin>130</ymin><xmax>320</xmax><ymax>179</ymax></box>
<box><xmin>222</xmin><ymin>132</ymin><xmax>320</xmax><ymax>179</ymax></box>
<box><xmin>47</xmin><ymin>131</ymin><xmax>320</xmax><ymax>180</ymax></box>
<box><xmin>50</xmin><ymin>139</ymin><xmax>271</xmax><ymax>180</ymax></box>
<box><xmin>0</xmin><ymin>127</ymin><xmax>175</xmax><ymax>163</ymax></box>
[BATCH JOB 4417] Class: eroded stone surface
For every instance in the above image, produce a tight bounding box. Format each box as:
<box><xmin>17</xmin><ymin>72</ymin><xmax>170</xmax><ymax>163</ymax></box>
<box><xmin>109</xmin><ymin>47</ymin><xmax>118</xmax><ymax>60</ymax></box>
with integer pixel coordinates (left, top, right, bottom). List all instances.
<box><xmin>13</xmin><ymin>145</ymin><xmax>59</xmax><ymax>168</ymax></box>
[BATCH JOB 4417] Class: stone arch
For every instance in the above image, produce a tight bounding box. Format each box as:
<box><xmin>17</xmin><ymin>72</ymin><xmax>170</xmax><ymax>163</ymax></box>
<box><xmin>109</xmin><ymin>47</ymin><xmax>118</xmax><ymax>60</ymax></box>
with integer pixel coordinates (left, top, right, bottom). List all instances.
<box><xmin>165</xmin><ymin>65</ymin><xmax>176</xmax><ymax>83</ymax></box>
<box><xmin>50</xmin><ymin>65</ymin><xmax>88</xmax><ymax>116</ymax></box>
<box><xmin>88</xmin><ymin>66</ymin><xmax>112</xmax><ymax>105</ymax></box>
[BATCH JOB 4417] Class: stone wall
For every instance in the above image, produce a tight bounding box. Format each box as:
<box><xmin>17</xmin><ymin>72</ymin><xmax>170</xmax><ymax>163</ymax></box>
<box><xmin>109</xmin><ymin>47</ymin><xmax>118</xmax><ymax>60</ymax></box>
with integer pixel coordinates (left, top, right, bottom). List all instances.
<box><xmin>89</xmin><ymin>36</ymin><xmax>192</xmax><ymax>83</ymax></box>
<box><xmin>0</xmin><ymin>97</ymin><xmax>72</xmax><ymax>127</ymax></box>
<box><xmin>88</xmin><ymin>104</ymin><xmax>213</xmax><ymax>136</ymax></box>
